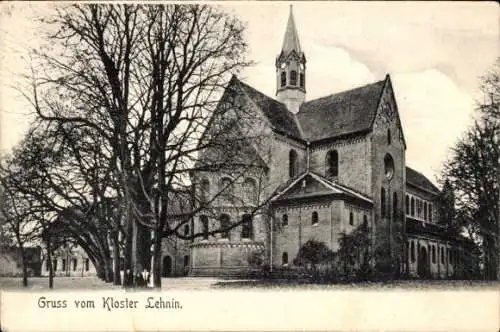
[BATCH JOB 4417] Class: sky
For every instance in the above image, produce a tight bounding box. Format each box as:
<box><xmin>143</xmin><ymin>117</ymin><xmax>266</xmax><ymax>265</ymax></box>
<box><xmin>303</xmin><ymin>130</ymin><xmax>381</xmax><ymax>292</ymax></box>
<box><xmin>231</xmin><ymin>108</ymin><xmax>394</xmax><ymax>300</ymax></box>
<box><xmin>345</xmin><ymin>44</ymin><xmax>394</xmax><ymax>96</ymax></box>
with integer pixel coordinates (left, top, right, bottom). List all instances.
<box><xmin>0</xmin><ymin>2</ymin><xmax>498</xmax><ymax>187</ymax></box>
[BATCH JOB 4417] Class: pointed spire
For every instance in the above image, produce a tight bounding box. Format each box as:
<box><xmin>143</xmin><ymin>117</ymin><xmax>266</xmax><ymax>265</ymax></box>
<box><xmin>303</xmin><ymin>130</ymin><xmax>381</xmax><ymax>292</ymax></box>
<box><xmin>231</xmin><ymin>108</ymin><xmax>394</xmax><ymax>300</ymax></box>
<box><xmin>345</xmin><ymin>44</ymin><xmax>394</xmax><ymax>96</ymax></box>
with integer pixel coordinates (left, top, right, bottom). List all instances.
<box><xmin>281</xmin><ymin>5</ymin><xmax>302</xmax><ymax>55</ymax></box>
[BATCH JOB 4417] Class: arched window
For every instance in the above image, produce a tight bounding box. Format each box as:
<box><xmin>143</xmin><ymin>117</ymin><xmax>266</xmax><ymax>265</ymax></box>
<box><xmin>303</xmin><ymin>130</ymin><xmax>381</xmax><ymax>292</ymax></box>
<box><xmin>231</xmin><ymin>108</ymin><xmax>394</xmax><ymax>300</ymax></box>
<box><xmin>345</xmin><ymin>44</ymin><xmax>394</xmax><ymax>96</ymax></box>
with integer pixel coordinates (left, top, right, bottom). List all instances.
<box><xmin>219</xmin><ymin>177</ymin><xmax>233</xmax><ymax>201</ymax></box>
<box><xmin>243</xmin><ymin>178</ymin><xmax>257</xmax><ymax>204</ymax></box>
<box><xmin>381</xmin><ymin>187</ymin><xmax>386</xmax><ymax>217</ymax></box>
<box><xmin>281</xmin><ymin>71</ymin><xmax>286</xmax><ymax>87</ymax></box>
<box><xmin>200</xmin><ymin>178</ymin><xmax>210</xmax><ymax>203</ymax></box>
<box><xmin>241</xmin><ymin>214</ymin><xmax>253</xmax><ymax>239</ymax></box>
<box><xmin>184</xmin><ymin>224</ymin><xmax>190</xmax><ymax>236</ymax></box>
<box><xmin>220</xmin><ymin>214</ymin><xmax>230</xmax><ymax>239</ymax></box>
<box><xmin>393</xmin><ymin>192</ymin><xmax>398</xmax><ymax>219</ymax></box>
<box><xmin>312</xmin><ymin>211</ymin><xmax>318</xmax><ymax>225</ymax></box>
<box><xmin>325</xmin><ymin>150</ymin><xmax>339</xmax><ymax>178</ymax></box>
<box><xmin>384</xmin><ymin>153</ymin><xmax>395</xmax><ymax>180</ymax></box>
<box><xmin>349</xmin><ymin>212</ymin><xmax>354</xmax><ymax>226</ymax></box>
<box><xmin>417</xmin><ymin>199</ymin><xmax>422</xmax><ymax>218</ymax></box>
<box><xmin>290</xmin><ymin>70</ymin><xmax>297</xmax><ymax>86</ymax></box>
<box><xmin>387</xmin><ymin>128</ymin><xmax>392</xmax><ymax>145</ymax></box>
<box><xmin>411</xmin><ymin>197</ymin><xmax>415</xmax><ymax>216</ymax></box>
<box><xmin>282</xmin><ymin>214</ymin><xmax>288</xmax><ymax>226</ymax></box>
<box><xmin>362</xmin><ymin>215</ymin><xmax>368</xmax><ymax>231</ymax></box>
<box><xmin>429</xmin><ymin>204</ymin><xmax>433</xmax><ymax>222</ymax></box>
<box><xmin>432</xmin><ymin>245</ymin><xmax>436</xmax><ymax>263</ymax></box>
<box><xmin>183</xmin><ymin>255</ymin><xmax>189</xmax><ymax>267</ymax></box>
<box><xmin>405</xmin><ymin>195</ymin><xmax>409</xmax><ymax>216</ymax></box>
<box><xmin>289</xmin><ymin>149</ymin><xmax>298</xmax><ymax>178</ymax></box>
<box><xmin>410</xmin><ymin>241</ymin><xmax>415</xmax><ymax>262</ymax></box>
<box><xmin>299</xmin><ymin>73</ymin><xmax>305</xmax><ymax>88</ymax></box>
<box><xmin>200</xmin><ymin>215</ymin><xmax>209</xmax><ymax>240</ymax></box>
<box><xmin>282</xmin><ymin>252</ymin><xmax>289</xmax><ymax>265</ymax></box>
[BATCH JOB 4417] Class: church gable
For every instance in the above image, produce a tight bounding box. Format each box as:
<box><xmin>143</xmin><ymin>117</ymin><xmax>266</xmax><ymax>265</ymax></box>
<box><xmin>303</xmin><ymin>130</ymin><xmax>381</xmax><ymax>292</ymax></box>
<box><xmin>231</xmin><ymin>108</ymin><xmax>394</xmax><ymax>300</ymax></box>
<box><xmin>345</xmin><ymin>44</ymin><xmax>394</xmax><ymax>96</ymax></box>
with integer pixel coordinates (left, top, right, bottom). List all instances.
<box><xmin>279</xmin><ymin>173</ymin><xmax>342</xmax><ymax>200</ymax></box>
<box><xmin>372</xmin><ymin>75</ymin><xmax>407</xmax><ymax>148</ymax></box>
<box><xmin>271</xmin><ymin>172</ymin><xmax>372</xmax><ymax>204</ymax></box>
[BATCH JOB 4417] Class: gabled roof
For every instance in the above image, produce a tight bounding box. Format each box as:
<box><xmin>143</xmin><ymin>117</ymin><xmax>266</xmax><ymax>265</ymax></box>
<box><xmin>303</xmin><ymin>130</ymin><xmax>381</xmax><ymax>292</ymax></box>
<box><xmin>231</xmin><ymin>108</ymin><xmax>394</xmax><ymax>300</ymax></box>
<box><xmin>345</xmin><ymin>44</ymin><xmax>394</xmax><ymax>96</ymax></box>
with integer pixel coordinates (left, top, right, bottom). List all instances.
<box><xmin>406</xmin><ymin>166</ymin><xmax>440</xmax><ymax>195</ymax></box>
<box><xmin>271</xmin><ymin>171</ymin><xmax>372</xmax><ymax>204</ymax></box>
<box><xmin>297</xmin><ymin>78</ymin><xmax>386</xmax><ymax>142</ymax></box>
<box><xmin>236</xmin><ymin>78</ymin><xmax>303</xmax><ymax>139</ymax></box>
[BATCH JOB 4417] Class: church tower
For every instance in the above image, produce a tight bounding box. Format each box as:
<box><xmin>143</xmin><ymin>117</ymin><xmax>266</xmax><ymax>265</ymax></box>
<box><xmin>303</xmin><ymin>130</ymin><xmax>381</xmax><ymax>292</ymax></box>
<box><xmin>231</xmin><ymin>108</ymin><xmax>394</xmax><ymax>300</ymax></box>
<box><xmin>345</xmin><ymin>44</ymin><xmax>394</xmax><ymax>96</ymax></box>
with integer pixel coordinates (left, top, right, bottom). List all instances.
<box><xmin>276</xmin><ymin>6</ymin><xmax>306</xmax><ymax>114</ymax></box>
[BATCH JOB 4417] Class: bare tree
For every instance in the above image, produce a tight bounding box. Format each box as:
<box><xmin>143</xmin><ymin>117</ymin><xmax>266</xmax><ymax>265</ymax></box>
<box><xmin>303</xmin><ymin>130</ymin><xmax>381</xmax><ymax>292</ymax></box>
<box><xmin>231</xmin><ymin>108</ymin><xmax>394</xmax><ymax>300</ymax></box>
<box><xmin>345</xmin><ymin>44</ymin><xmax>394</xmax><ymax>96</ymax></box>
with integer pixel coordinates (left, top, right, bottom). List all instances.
<box><xmin>441</xmin><ymin>59</ymin><xmax>499</xmax><ymax>280</ymax></box>
<box><xmin>18</xmin><ymin>4</ymin><xmax>269</xmax><ymax>288</ymax></box>
<box><xmin>0</xmin><ymin>162</ymin><xmax>40</xmax><ymax>287</ymax></box>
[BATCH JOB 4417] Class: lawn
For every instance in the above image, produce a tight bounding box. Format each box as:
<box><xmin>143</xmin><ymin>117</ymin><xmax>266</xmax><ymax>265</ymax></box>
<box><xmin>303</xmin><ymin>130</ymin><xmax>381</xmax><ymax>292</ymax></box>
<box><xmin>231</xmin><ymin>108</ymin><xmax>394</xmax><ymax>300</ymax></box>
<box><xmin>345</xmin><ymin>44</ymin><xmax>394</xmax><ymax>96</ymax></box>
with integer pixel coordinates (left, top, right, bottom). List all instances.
<box><xmin>1</xmin><ymin>276</ymin><xmax>499</xmax><ymax>291</ymax></box>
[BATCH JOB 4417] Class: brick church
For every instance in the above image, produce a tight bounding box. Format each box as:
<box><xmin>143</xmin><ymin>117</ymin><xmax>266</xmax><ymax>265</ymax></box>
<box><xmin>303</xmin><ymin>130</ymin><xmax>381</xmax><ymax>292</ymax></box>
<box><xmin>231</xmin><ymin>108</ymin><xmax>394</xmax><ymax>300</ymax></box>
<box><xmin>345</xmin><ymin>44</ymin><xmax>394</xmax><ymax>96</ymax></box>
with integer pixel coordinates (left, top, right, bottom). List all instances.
<box><xmin>162</xmin><ymin>7</ymin><xmax>473</xmax><ymax>279</ymax></box>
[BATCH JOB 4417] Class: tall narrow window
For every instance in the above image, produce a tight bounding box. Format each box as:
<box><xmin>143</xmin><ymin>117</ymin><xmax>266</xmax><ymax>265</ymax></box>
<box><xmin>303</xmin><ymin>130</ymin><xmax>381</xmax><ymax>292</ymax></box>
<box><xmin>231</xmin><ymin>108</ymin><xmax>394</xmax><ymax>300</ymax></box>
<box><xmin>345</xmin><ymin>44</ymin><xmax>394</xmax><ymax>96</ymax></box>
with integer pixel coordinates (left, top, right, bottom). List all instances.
<box><xmin>282</xmin><ymin>214</ymin><xmax>288</xmax><ymax>226</ymax></box>
<box><xmin>429</xmin><ymin>204</ymin><xmax>433</xmax><ymax>222</ymax></box>
<box><xmin>289</xmin><ymin>149</ymin><xmax>298</xmax><ymax>178</ymax></box>
<box><xmin>183</xmin><ymin>255</ymin><xmax>189</xmax><ymax>267</ymax></box>
<box><xmin>349</xmin><ymin>212</ymin><xmax>354</xmax><ymax>226</ymax></box>
<box><xmin>219</xmin><ymin>177</ymin><xmax>233</xmax><ymax>201</ymax></box>
<box><xmin>424</xmin><ymin>202</ymin><xmax>428</xmax><ymax>221</ymax></box>
<box><xmin>384</xmin><ymin>154</ymin><xmax>395</xmax><ymax>180</ymax></box>
<box><xmin>290</xmin><ymin>70</ymin><xmax>297</xmax><ymax>86</ymax></box>
<box><xmin>387</xmin><ymin>128</ymin><xmax>392</xmax><ymax>145</ymax></box>
<box><xmin>299</xmin><ymin>73</ymin><xmax>305</xmax><ymax>88</ymax></box>
<box><xmin>62</xmin><ymin>259</ymin><xmax>66</xmax><ymax>272</ymax></box>
<box><xmin>381</xmin><ymin>188</ymin><xmax>386</xmax><ymax>217</ymax></box>
<box><xmin>201</xmin><ymin>215</ymin><xmax>209</xmax><ymax>240</ymax></box>
<box><xmin>72</xmin><ymin>259</ymin><xmax>77</xmax><ymax>271</ymax></box>
<box><xmin>280</xmin><ymin>71</ymin><xmax>286</xmax><ymax>87</ymax></box>
<box><xmin>282</xmin><ymin>252</ymin><xmax>289</xmax><ymax>265</ymax></box>
<box><xmin>411</xmin><ymin>241</ymin><xmax>415</xmax><ymax>262</ymax></box>
<box><xmin>325</xmin><ymin>150</ymin><xmax>339</xmax><ymax>177</ymax></box>
<box><xmin>411</xmin><ymin>197</ymin><xmax>415</xmax><ymax>216</ymax></box>
<box><xmin>219</xmin><ymin>214</ymin><xmax>230</xmax><ymax>239</ymax></box>
<box><xmin>362</xmin><ymin>215</ymin><xmax>368</xmax><ymax>231</ymax></box>
<box><xmin>405</xmin><ymin>195</ymin><xmax>409</xmax><ymax>216</ymax></box>
<box><xmin>393</xmin><ymin>192</ymin><xmax>398</xmax><ymax>219</ymax></box>
<box><xmin>241</xmin><ymin>214</ymin><xmax>253</xmax><ymax>239</ymax></box>
<box><xmin>432</xmin><ymin>245</ymin><xmax>436</xmax><ymax>263</ymax></box>
<box><xmin>243</xmin><ymin>178</ymin><xmax>257</xmax><ymax>204</ymax></box>
<box><xmin>200</xmin><ymin>178</ymin><xmax>210</xmax><ymax>203</ymax></box>
<box><xmin>312</xmin><ymin>211</ymin><xmax>318</xmax><ymax>225</ymax></box>
<box><xmin>441</xmin><ymin>247</ymin><xmax>445</xmax><ymax>264</ymax></box>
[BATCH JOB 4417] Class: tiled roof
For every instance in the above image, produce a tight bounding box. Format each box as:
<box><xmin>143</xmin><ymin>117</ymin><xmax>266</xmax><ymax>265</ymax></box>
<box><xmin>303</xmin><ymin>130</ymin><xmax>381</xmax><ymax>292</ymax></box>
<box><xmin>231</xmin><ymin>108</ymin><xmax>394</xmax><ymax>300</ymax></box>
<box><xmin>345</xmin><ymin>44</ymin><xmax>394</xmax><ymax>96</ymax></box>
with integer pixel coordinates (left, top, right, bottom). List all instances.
<box><xmin>297</xmin><ymin>79</ymin><xmax>386</xmax><ymax>141</ymax></box>
<box><xmin>236</xmin><ymin>78</ymin><xmax>303</xmax><ymax>139</ymax></box>
<box><xmin>271</xmin><ymin>171</ymin><xmax>372</xmax><ymax>204</ymax></box>
<box><xmin>406</xmin><ymin>166</ymin><xmax>440</xmax><ymax>195</ymax></box>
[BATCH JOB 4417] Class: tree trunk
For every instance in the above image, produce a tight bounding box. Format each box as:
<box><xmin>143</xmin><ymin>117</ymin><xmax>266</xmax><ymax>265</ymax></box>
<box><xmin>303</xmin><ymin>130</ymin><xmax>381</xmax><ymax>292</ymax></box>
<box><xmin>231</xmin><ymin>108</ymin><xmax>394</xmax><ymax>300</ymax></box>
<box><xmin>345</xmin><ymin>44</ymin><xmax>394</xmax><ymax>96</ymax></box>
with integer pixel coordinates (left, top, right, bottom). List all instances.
<box><xmin>153</xmin><ymin>230</ymin><xmax>162</xmax><ymax>289</ymax></box>
<box><xmin>123</xmin><ymin>211</ymin><xmax>134</xmax><ymax>288</ymax></box>
<box><xmin>47</xmin><ymin>239</ymin><xmax>54</xmax><ymax>289</ymax></box>
<box><xmin>19</xmin><ymin>245</ymin><xmax>28</xmax><ymax>287</ymax></box>
<box><xmin>112</xmin><ymin>231</ymin><xmax>121</xmax><ymax>286</ymax></box>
